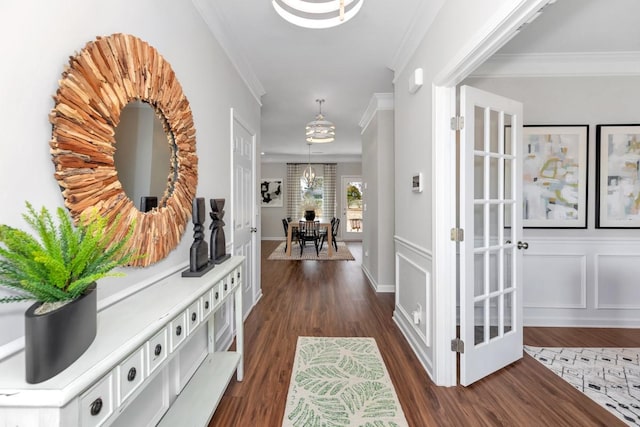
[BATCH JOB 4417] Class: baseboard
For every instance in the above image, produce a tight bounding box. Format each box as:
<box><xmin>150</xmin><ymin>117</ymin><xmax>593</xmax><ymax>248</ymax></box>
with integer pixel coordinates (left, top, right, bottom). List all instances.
<box><xmin>393</xmin><ymin>310</ymin><xmax>434</xmax><ymax>379</ymax></box>
<box><xmin>261</xmin><ymin>237</ymin><xmax>283</xmax><ymax>241</ymax></box>
<box><xmin>524</xmin><ymin>316</ymin><xmax>640</xmax><ymax>328</ymax></box>
<box><xmin>361</xmin><ymin>264</ymin><xmax>395</xmax><ymax>293</ymax></box>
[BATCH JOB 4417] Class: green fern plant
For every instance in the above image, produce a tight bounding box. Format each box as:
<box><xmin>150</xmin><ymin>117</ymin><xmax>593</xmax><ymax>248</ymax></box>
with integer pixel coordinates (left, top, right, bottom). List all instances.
<box><xmin>0</xmin><ymin>202</ymin><xmax>136</xmax><ymax>304</ymax></box>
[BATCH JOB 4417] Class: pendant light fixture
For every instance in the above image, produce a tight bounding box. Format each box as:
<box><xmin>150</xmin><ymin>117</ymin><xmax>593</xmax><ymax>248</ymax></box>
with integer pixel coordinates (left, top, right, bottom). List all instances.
<box><xmin>302</xmin><ymin>142</ymin><xmax>317</xmax><ymax>189</ymax></box>
<box><xmin>305</xmin><ymin>99</ymin><xmax>335</xmax><ymax>144</ymax></box>
<box><xmin>272</xmin><ymin>0</ymin><xmax>364</xmax><ymax>29</ymax></box>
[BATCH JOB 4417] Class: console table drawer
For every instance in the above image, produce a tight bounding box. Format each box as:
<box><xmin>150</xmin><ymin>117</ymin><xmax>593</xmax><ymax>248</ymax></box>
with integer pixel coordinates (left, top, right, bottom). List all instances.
<box><xmin>186</xmin><ymin>300</ymin><xmax>200</xmax><ymax>335</ymax></box>
<box><xmin>117</xmin><ymin>346</ymin><xmax>145</xmax><ymax>406</ymax></box>
<box><xmin>147</xmin><ymin>327</ymin><xmax>168</xmax><ymax>375</ymax></box>
<box><xmin>79</xmin><ymin>372</ymin><xmax>114</xmax><ymax>427</ymax></box>
<box><xmin>211</xmin><ymin>282</ymin><xmax>222</xmax><ymax>308</ymax></box>
<box><xmin>201</xmin><ymin>290</ymin><xmax>213</xmax><ymax>319</ymax></box>
<box><xmin>169</xmin><ymin>312</ymin><xmax>187</xmax><ymax>353</ymax></box>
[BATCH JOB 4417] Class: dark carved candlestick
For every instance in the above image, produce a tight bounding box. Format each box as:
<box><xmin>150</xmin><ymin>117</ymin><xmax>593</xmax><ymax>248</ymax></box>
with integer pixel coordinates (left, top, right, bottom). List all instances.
<box><xmin>210</xmin><ymin>198</ymin><xmax>231</xmax><ymax>264</ymax></box>
<box><xmin>182</xmin><ymin>197</ymin><xmax>215</xmax><ymax>277</ymax></box>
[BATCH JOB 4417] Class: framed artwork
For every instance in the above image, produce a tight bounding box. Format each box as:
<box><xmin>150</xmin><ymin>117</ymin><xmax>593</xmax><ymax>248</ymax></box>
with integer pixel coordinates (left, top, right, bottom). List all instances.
<box><xmin>596</xmin><ymin>124</ymin><xmax>640</xmax><ymax>228</ymax></box>
<box><xmin>260</xmin><ymin>178</ymin><xmax>283</xmax><ymax>207</ymax></box>
<box><xmin>522</xmin><ymin>125</ymin><xmax>589</xmax><ymax>228</ymax></box>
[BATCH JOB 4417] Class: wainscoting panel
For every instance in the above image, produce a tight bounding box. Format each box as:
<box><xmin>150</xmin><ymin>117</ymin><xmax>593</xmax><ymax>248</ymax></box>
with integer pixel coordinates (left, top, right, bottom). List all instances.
<box><xmin>523</xmin><ymin>254</ymin><xmax>586</xmax><ymax>309</ymax></box>
<box><xmin>596</xmin><ymin>254</ymin><xmax>640</xmax><ymax>310</ymax></box>
<box><xmin>393</xmin><ymin>237</ymin><xmax>434</xmax><ymax>376</ymax></box>
<box><xmin>522</xmin><ymin>238</ymin><xmax>640</xmax><ymax>327</ymax></box>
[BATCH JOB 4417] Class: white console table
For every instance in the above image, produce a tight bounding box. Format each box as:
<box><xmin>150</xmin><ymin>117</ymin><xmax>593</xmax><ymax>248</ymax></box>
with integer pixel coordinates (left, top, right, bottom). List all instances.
<box><xmin>0</xmin><ymin>256</ymin><xmax>244</xmax><ymax>427</ymax></box>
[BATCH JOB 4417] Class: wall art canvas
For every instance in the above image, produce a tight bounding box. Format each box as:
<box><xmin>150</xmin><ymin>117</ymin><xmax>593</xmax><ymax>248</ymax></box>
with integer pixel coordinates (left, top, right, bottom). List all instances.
<box><xmin>596</xmin><ymin>124</ymin><xmax>640</xmax><ymax>228</ymax></box>
<box><xmin>260</xmin><ymin>178</ymin><xmax>283</xmax><ymax>207</ymax></box>
<box><xmin>522</xmin><ymin>125</ymin><xmax>588</xmax><ymax>228</ymax></box>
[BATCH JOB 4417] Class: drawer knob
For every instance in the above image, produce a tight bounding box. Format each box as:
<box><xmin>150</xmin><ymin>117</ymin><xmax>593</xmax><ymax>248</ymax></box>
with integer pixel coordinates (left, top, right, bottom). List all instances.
<box><xmin>205</xmin><ymin>301</ymin><xmax>210</xmax><ymax>309</ymax></box>
<box><xmin>230</xmin><ymin>278</ymin><xmax>234</xmax><ymax>285</ymax></box>
<box><xmin>127</xmin><ymin>367</ymin><xmax>137</xmax><ymax>382</ymax></box>
<box><xmin>176</xmin><ymin>325</ymin><xmax>182</xmax><ymax>336</ymax></box>
<box><xmin>90</xmin><ymin>397</ymin><xmax>103</xmax><ymax>416</ymax></box>
<box><xmin>225</xmin><ymin>282</ymin><xmax>229</xmax><ymax>290</ymax></box>
<box><xmin>237</xmin><ymin>271</ymin><xmax>241</xmax><ymax>279</ymax></box>
<box><xmin>154</xmin><ymin>344</ymin><xmax>162</xmax><ymax>356</ymax></box>
<box><xmin>191</xmin><ymin>312</ymin><xmax>197</xmax><ymax>322</ymax></box>
<box><xmin>215</xmin><ymin>291</ymin><xmax>219</xmax><ymax>300</ymax></box>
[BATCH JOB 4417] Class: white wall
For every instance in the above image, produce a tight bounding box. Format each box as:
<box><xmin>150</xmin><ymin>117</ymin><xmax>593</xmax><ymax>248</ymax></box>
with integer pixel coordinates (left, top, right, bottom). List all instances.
<box><xmin>361</xmin><ymin>109</ymin><xmax>395</xmax><ymax>292</ymax></box>
<box><xmin>260</xmin><ymin>162</ymin><xmax>362</xmax><ymax>240</ymax></box>
<box><xmin>463</xmin><ymin>75</ymin><xmax>640</xmax><ymax>326</ymax></box>
<box><xmin>0</xmin><ymin>0</ymin><xmax>260</xmax><ymax>352</ymax></box>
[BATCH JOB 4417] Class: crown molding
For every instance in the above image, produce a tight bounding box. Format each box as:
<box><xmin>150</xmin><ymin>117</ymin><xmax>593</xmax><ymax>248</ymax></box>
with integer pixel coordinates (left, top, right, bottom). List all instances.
<box><xmin>470</xmin><ymin>51</ymin><xmax>640</xmax><ymax>78</ymax></box>
<box><xmin>359</xmin><ymin>93</ymin><xmax>394</xmax><ymax>131</ymax></box>
<box><xmin>192</xmin><ymin>0</ymin><xmax>266</xmax><ymax>105</ymax></box>
<box><xmin>390</xmin><ymin>0</ymin><xmax>445</xmax><ymax>82</ymax></box>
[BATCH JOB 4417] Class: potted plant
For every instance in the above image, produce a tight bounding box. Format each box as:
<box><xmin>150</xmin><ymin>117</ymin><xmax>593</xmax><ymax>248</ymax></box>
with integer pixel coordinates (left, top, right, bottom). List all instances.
<box><xmin>0</xmin><ymin>202</ymin><xmax>135</xmax><ymax>383</ymax></box>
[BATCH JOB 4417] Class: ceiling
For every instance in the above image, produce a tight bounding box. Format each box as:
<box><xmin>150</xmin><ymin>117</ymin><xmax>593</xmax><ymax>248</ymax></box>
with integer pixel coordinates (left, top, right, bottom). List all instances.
<box><xmin>197</xmin><ymin>0</ymin><xmax>640</xmax><ymax>163</ymax></box>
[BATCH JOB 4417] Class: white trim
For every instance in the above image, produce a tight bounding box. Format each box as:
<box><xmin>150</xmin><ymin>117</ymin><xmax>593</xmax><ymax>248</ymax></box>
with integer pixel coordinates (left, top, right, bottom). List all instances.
<box><xmin>470</xmin><ymin>51</ymin><xmax>640</xmax><ymax>78</ymax></box>
<box><xmin>361</xmin><ymin>264</ymin><xmax>395</xmax><ymax>293</ymax></box>
<box><xmin>393</xmin><ymin>311</ymin><xmax>434</xmax><ymax>376</ymax></box>
<box><xmin>359</xmin><ymin>93</ymin><xmax>394</xmax><ymax>132</ymax></box>
<box><xmin>524</xmin><ymin>316</ymin><xmax>640</xmax><ymax>328</ymax></box>
<box><xmin>431</xmin><ymin>85</ymin><xmax>457</xmax><ymax>387</ymax></box>
<box><xmin>192</xmin><ymin>0</ymin><xmax>265</xmax><ymax>106</ymax></box>
<box><xmin>395</xmin><ymin>253</ymin><xmax>430</xmax><ymax>346</ymax></box>
<box><xmin>393</xmin><ymin>235</ymin><xmax>433</xmax><ymax>259</ymax></box>
<box><xmin>595</xmin><ymin>253</ymin><xmax>640</xmax><ymax>310</ymax></box>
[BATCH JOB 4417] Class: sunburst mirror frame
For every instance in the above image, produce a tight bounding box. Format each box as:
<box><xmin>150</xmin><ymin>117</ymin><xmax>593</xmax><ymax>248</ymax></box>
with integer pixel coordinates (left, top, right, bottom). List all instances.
<box><xmin>49</xmin><ymin>33</ymin><xmax>198</xmax><ymax>267</ymax></box>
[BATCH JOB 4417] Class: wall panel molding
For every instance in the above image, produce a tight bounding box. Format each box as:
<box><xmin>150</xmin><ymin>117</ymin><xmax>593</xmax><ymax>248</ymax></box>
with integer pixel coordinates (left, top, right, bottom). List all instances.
<box><xmin>595</xmin><ymin>253</ymin><xmax>640</xmax><ymax>310</ymax></box>
<box><xmin>396</xmin><ymin>253</ymin><xmax>431</xmax><ymax>346</ymax></box>
<box><xmin>523</xmin><ymin>253</ymin><xmax>586</xmax><ymax>309</ymax></box>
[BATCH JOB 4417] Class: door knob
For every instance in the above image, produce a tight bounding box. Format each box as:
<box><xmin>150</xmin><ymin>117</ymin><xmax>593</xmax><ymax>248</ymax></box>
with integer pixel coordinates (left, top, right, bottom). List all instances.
<box><xmin>250</xmin><ymin>227</ymin><xmax>257</xmax><ymax>233</ymax></box>
<box><xmin>517</xmin><ymin>241</ymin><xmax>529</xmax><ymax>250</ymax></box>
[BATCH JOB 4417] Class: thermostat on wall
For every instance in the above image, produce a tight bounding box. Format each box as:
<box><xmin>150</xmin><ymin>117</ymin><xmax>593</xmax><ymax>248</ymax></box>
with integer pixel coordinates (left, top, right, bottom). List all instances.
<box><xmin>412</xmin><ymin>173</ymin><xmax>422</xmax><ymax>193</ymax></box>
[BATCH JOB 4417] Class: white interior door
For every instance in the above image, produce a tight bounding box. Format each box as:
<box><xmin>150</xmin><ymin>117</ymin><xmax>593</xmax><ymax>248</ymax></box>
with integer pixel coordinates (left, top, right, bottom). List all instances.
<box><xmin>459</xmin><ymin>85</ymin><xmax>524</xmax><ymax>386</ymax></box>
<box><xmin>232</xmin><ymin>111</ymin><xmax>259</xmax><ymax>319</ymax></box>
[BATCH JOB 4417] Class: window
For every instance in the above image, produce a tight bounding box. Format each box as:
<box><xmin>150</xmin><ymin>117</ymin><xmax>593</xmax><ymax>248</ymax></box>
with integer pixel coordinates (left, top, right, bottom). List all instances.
<box><xmin>300</xmin><ymin>176</ymin><xmax>324</xmax><ymax>217</ymax></box>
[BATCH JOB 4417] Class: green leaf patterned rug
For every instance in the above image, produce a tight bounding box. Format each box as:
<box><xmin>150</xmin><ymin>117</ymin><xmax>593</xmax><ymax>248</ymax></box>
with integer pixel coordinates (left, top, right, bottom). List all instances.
<box><xmin>283</xmin><ymin>337</ymin><xmax>408</xmax><ymax>427</ymax></box>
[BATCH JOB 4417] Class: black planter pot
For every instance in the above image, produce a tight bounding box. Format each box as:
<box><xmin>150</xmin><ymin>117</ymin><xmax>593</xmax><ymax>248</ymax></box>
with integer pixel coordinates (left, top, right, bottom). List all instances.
<box><xmin>24</xmin><ymin>283</ymin><xmax>97</xmax><ymax>384</ymax></box>
<box><xmin>304</xmin><ymin>210</ymin><xmax>316</xmax><ymax>221</ymax></box>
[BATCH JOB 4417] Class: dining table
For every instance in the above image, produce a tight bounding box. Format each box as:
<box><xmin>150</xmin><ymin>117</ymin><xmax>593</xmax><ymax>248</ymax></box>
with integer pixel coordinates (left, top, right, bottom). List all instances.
<box><xmin>286</xmin><ymin>218</ymin><xmax>333</xmax><ymax>257</ymax></box>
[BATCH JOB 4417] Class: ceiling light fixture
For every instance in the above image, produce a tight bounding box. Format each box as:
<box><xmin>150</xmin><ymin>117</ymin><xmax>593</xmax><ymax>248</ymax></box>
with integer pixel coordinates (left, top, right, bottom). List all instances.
<box><xmin>272</xmin><ymin>0</ymin><xmax>363</xmax><ymax>29</ymax></box>
<box><xmin>302</xmin><ymin>142</ymin><xmax>317</xmax><ymax>188</ymax></box>
<box><xmin>305</xmin><ymin>99</ymin><xmax>335</xmax><ymax>143</ymax></box>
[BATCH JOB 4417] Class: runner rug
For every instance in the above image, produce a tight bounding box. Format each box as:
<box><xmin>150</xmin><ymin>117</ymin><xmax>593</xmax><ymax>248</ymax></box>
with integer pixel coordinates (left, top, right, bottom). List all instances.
<box><xmin>283</xmin><ymin>337</ymin><xmax>408</xmax><ymax>427</ymax></box>
<box><xmin>268</xmin><ymin>241</ymin><xmax>355</xmax><ymax>261</ymax></box>
<box><xmin>525</xmin><ymin>346</ymin><xmax>640</xmax><ymax>426</ymax></box>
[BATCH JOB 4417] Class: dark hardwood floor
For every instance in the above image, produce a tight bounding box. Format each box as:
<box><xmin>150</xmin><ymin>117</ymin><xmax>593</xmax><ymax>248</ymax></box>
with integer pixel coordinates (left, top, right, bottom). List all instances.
<box><xmin>209</xmin><ymin>240</ymin><xmax>635</xmax><ymax>426</ymax></box>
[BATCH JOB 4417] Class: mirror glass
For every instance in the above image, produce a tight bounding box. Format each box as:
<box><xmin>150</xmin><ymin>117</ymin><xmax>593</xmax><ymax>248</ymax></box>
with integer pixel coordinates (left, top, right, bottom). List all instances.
<box><xmin>113</xmin><ymin>101</ymin><xmax>177</xmax><ymax>212</ymax></box>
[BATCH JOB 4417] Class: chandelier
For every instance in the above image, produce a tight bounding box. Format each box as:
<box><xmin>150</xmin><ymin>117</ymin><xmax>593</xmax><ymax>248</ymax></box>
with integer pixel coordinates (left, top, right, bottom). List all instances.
<box><xmin>305</xmin><ymin>99</ymin><xmax>335</xmax><ymax>143</ymax></box>
<box><xmin>272</xmin><ymin>0</ymin><xmax>364</xmax><ymax>29</ymax></box>
<box><xmin>302</xmin><ymin>143</ymin><xmax>317</xmax><ymax>189</ymax></box>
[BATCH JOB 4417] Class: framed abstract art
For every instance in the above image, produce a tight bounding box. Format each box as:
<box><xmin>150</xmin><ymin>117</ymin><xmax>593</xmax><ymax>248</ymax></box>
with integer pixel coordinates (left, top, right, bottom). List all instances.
<box><xmin>522</xmin><ymin>125</ymin><xmax>589</xmax><ymax>228</ymax></box>
<box><xmin>596</xmin><ymin>124</ymin><xmax>640</xmax><ymax>228</ymax></box>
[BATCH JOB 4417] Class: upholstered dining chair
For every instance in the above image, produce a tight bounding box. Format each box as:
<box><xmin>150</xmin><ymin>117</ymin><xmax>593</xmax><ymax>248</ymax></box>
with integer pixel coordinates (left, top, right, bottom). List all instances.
<box><xmin>297</xmin><ymin>220</ymin><xmax>320</xmax><ymax>256</ymax></box>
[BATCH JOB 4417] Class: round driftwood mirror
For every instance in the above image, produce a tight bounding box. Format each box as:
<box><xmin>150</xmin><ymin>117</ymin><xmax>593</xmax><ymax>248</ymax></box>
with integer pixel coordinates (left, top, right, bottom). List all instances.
<box><xmin>49</xmin><ymin>33</ymin><xmax>198</xmax><ymax>267</ymax></box>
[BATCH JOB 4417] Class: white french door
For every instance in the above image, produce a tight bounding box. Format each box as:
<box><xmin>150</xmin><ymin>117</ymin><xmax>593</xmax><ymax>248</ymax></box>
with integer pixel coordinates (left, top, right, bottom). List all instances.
<box><xmin>232</xmin><ymin>110</ymin><xmax>259</xmax><ymax>319</ymax></box>
<box><xmin>459</xmin><ymin>85</ymin><xmax>525</xmax><ymax>386</ymax></box>
<box><xmin>341</xmin><ymin>175</ymin><xmax>363</xmax><ymax>241</ymax></box>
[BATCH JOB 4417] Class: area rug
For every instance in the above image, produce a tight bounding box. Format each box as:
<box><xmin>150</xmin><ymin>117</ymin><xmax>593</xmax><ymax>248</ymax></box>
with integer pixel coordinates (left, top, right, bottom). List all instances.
<box><xmin>268</xmin><ymin>241</ymin><xmax>355</xmax><ymax>261</ymax></box>
<box><xmin>283</xmin><ymin>337</ymin><xmax>408</xmax><ymax>427</ymax></box>
<box><xmin>525</xmin><ymin>346</ymin><xmax>640</xmax><ymax>426</ymax></box>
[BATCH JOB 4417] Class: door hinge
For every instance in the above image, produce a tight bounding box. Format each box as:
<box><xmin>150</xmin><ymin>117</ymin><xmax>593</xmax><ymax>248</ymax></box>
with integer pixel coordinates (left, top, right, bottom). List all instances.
<box><xmin>450</xmin><ymin>116</ymin><xmax>464</xmax><ymax>131</ymax></box>
<box><xmin>450</xmin><ymin>228</ymin><xmax>464</xmax><ymax>242</ymax></box>
<box><xmin>451</xmin><ymin>338</ymin><xmax>465</xmax><ymax>353</ymax></box>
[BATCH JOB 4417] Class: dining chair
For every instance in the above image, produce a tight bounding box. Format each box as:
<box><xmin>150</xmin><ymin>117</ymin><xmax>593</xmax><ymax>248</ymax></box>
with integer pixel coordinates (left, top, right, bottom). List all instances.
<box><xmin>282</xmin><ymin>218</ymin><xmax>299</xmax><ymax>252</ymax></box>
<box><xmin>297</xmin><ymin>220</ymin><xmax>320</xmax><ymax>256</ymax></box>
<box><xmin>320</xmin><ymin>217</ymin><xmax>340</xmax><ymax>252</ymax></box>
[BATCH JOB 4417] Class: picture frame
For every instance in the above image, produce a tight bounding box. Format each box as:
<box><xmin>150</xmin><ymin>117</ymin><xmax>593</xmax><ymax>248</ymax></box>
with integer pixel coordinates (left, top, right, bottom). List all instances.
<box><xmin>260</xmin><ymin>178</ymin><xmax>283</xmax><ymax>207</ymax></box>
<box><xmin>596</xmin><ymin>124</ymin><xmax>640</xmax><ymax>228</ymax></box>
<box><xmin>522</xmin><ymin>125</ymin><xmax>589</xmax><ymax>228</ymax></box>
